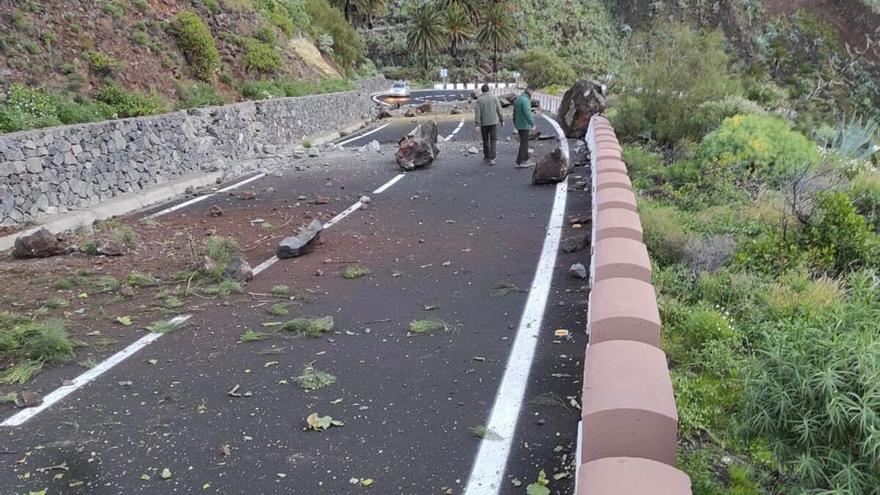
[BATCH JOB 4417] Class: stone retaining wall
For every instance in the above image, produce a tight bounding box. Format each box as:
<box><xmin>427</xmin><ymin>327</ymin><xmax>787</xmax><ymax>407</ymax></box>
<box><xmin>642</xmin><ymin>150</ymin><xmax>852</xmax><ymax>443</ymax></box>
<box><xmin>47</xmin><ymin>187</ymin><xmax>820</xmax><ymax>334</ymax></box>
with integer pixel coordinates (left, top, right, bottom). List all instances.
<box><xmin>575</xmin><ymin>115</ymin><xmax>694</xmax><ymax>494</ymax></box>
<box><xmin>0</xmin><ymin>77</ymin><xmax>388</xmax><ymax>225</ymax></box>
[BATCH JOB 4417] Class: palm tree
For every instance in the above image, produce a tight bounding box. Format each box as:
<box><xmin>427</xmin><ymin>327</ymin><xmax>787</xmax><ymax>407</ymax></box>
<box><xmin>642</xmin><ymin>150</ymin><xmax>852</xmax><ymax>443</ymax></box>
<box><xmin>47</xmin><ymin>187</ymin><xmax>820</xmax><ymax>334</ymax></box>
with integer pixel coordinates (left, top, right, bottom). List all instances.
<box><xmin>443</xmin><ymin>3</ymin><xmax>475</xmax><ymax>58</ymax></box>
<box><xmin>407</xmin><ymin>4</ymin><xmax>446</xmax><ymax>74</ymax></box>
<box><xmin>476</xmin><ymin>2</ymin><xmax>517</xmax><ymax>81</ymax></box>
<box><xmin>437</xmin><ymin>0</ymin><xmax>479</xmax><ymax>20</ymax></box>
<box><xmin>331</xmin><ymin>0</ymin><xmax>363</xmax><ymax>24</ymax></box>
<box><xmin>359</xmin><ymin>0</ymin><xmax>388</xmax><ymax>29</ymax></box>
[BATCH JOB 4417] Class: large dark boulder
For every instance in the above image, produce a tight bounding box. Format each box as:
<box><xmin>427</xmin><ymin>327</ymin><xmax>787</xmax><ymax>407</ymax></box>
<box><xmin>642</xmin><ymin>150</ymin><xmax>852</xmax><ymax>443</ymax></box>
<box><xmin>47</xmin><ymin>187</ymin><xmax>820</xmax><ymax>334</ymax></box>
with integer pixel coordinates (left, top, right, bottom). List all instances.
<box><xmin>557</xmin><ymin>80</ymin><xmax>606</xmax><ymax>139</ymax></box>
<box><xmin>499</xmin><ymin>93</ymin><xmax>517</xmax><ymax>108</ymax></box>
<box><xmin>395</xmin><ymin>121</ymin><xmax>440</xmax><ymax>171</ymax></box>
<box><xmin>277</xmin><ymin>220</ymin><xmax>323</xmax><ymax>259</ymax></box>
<box><xmin>416</xmin><ymin>101</ymin><xmax>432</xmax><ymax>114</ymax></box>
<box><xmin>13</xmin><ymin>228</ymin><xmax>63</xmax><ymax>259</ymax></box>
<box><xmin>532</xmin><ymin>148</ymin><xmax>570</xmax><ymax>185</ymax></box>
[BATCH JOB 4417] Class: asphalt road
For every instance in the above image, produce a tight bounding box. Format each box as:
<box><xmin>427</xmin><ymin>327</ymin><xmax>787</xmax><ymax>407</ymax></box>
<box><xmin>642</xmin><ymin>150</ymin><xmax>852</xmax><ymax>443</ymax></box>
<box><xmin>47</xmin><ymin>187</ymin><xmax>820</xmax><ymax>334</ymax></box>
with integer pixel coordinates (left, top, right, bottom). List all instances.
<box><xmin>0</xmin><ymin>109</ymin><xmax>589</xmax><ymax>494</ymax></box>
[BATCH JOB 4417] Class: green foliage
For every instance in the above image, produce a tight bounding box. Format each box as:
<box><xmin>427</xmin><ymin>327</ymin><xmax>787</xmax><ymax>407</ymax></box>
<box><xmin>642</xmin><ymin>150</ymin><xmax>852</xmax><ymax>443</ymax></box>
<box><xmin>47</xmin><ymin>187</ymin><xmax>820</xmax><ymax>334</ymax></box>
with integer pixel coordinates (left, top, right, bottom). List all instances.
<box><xmin>124</xmin><ymin>271</ymin><xmax>158</xmax><ymax>288</ymax></box>
<box><xmin>95</xmin><ymin>82</ymin><xmax>167</xmax><ymax>118</ymax></box>
<box><xmin>341</xmin><ymin>265</ymin><xmax>370</xmax><ymax>279</ymax></box>
<box><xmin>255</xmin><ymin>23</ymin><xmax>279</xmax><ymax>45</ymax></box>
<box><xmin>851</xmin><ymin>170</ymin><xmax>880</xmax><ymax>227</ymax></box>
<box><xmin>175</xmin><ymin>81</ymin><xmax>226</xmax><ymax>109</ymax></box>
<box><xmin>640</xmin><ymin>201</ymin><xmax>690</xmax><ymax>265</ymax></box>
<box><xmin>513</xmin><ymin>49</ymin><xmax>576</xmax><ymax>90</ymax></box>
<box><xmin>202</xmin><ymin>0</ymin><xmax>221</xmax><ymax>14</ymax></box>
<box><xmin>171</xmin><ymin>10</ymin><xmax>221</xmax><ymax>82</ymax></box>
<box><xmin>740</xmin><ymin>273</ymin><xmax>880</xmax><ymax>494</ymax></box>
<box><xmin>100</xmin><ymin>1</ymin><xmax>125</xmax><ymax>18</ymax></box>
<box><xmin>240</xmin><ymin>77</ymin><xmax>353</xmax><ymax>99</ymax></box>
<box><xmin>203</xmin><ymin>280</ymin><xmax>242</xmax><ymax>297</ymax></box>
<box><xmin>305</xmin><ymin>0</ymin><xmax>363</xmax><ymax>70</ymax></box>
<box><xmin>240</xmin><ymin>329</ymin><xmax>271</xmax><ymax>342</ymax></box>
<box><xmin>614</xmin><ymin>23</ymin><xmax>742</xmax><ymax>145</ymax></box>
<box><xmin>293</xmin><ymin>365</ymin><xmax>336</xmax><ymax>390</ymax></box>
<box><xmin>476</xmin><ymin>1</ymin><xmax>517</xmax><ymax>75</ymax></box>
<box><xmin>0</xmin><ymin>84</ymin><xmax>62</xmax><ymax>133</ymax></box>
<box><xmin>406</xmin><ymin>2</ymin><xmax>446</xmax><ymax>72</ymax></box>
<box><xmin>801</xmin><ymin>191</ymin><xmax>879</xmax><ymax>275</ymax></box>
<box><xmin>622</xmin><ymin>145</ymin><xmax>664</xmax><ymax>190</ymax></box>
<box><xmin>281</xmin><ymin>316</ymin><xmax>334</xmax><ymax>337</ymax></box>
<box><xmin>86</xmin><ymin>51</ymin><xmax>124</xmax><ymax>76</ymax></box>
<box><xmin>269</xmin><ymin>303</ymin><xmax>289</xmax><ymax>316</ymax></box>
<box><xmin>0</xmin><ymin>314</ymin><xmax>74</xmax><ymax>383</ymax></box>
<box><xmin>242</xmin><ymin>38</ymin><xmax>283</xmax><ymax>74</ymax></box>
<box><xmin>824</xmin><ymin>114</ymin><xmax>879</xmax><ymax>161</ymax></box>
<box><xmin>203</xmin><ymin>236</ymin><xmax>241</xmax><ymax>280</ymax></box>
<box><xmin>692</xmin><ymin>96</ymin><xmax>767</xmax><ymax>136</ymax></box>
<box><xmin>442</xmin><ymin>2</ymin><xmax>473</xmax><ymax>57</ymax></box>
<box><xmin>698</xmin><ymin>115</ymin><xmax>819</xmax><ymax>184</ymax></box>
<box><xmin>408</xmin><ymin>319</ymin><xmax>448</xmax><ymax>334</ymax></box>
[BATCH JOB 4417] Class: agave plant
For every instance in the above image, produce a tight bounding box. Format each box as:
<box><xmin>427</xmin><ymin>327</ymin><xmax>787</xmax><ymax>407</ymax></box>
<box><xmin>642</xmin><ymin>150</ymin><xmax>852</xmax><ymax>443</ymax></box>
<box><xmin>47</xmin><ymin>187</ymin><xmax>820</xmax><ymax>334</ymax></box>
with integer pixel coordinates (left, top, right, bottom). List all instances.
<box><xmin>829</xmin><ymin>114</ymin><xmax>880</xmax><ymax>161</ymax></box>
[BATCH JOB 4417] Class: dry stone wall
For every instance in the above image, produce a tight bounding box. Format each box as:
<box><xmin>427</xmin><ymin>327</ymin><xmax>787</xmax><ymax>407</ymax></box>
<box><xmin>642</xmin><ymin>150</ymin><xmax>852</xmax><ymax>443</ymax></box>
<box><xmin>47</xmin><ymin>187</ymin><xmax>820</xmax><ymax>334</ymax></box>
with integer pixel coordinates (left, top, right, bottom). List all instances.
<box><xmin>0</xmin><ymin>77</ymin><xmax>388</xmax><ymax>225</ymax></box>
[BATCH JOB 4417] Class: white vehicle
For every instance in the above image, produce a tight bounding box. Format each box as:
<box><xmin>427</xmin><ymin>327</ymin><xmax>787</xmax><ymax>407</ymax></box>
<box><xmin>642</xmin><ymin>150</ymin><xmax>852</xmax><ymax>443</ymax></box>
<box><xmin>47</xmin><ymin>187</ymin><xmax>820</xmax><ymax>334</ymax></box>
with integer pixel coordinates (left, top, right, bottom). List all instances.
<box><xmin>389</xmin><ymin>80</ymin><xmax>410</xmax><ymax>98</ymax></box>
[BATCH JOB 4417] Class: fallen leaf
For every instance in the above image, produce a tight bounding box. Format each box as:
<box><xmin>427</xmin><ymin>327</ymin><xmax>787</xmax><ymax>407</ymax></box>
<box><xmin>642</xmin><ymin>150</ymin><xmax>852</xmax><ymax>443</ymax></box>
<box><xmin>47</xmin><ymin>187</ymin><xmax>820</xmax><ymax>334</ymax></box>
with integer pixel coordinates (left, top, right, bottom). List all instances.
<box><xmin>306</xmin><ymin>413</ymin><xmax>343</xmax><ymax>431</ymax></box>
<box><xmin>140</xmin><ymin>474</ymin><xmax>150</xmax><ymax>481</ymax></box>
<box><xmin>553</xmin><ymin>472</ymin><xmax>570</xmax><ymax>480</ymax></box>
<box><xmin>526</xmin><ymin>484</ymin><xmax>550</xmax><ymax>495</ymax></box>
<box><xmin>361</xmin><ymin>479</ymin><xmax>374</xmax><ymax>487</ymax></box>
<box><xmin>78</xmin><ymin>293</ymin><xmax>88</xmax><ymax>299</ymax></box>
<box><xmin>202</xmin><ymin>482</ymin><xmax>211</xmax><ymax>490</ymax></box>
<box><xmin>116</xmin><ymin>316</ymin><xmax>133</xmax><ymax>326</ymax></box>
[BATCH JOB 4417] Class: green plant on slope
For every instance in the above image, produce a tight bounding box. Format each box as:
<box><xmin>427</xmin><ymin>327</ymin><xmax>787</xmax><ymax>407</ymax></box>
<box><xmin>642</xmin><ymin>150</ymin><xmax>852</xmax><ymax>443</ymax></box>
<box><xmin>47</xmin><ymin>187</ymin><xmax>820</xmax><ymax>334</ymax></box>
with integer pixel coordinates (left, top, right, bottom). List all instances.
<box><xmin>826</xmin><ymin>114</ymin><xmax>879</xmax><ymax>161</ymax></box>
<box><xmin>476</xmin><ymin>1</ymin><xmax>517</xmax><ymax>79</ymax></box>
<box><xmin>171</xmin><ymin>10</ymin><xmax>221</xmax><ymax>82</ymax></box>
<box><xmin>305</xmin><ymin>0</ymin><xmax>363</xmax><ymax>70</ymax></box>
<box><xmin>513</xmin><ymin>49</ymin><xmax>576</xmax><ymax>90</ymax></box>
<box><xmin>95</xmin><ymin>82</ymin><xmax>167</xmax><ymax>118</ymax></box>
<box><xmin>242</xmin><ymin>38</ymin><xmax>283</xmax><ymax>74</ymax></box>
<box><xmin>442</xmin><ymin>2</ymin><xmax>473</xmax><ymax>58</ymax></box>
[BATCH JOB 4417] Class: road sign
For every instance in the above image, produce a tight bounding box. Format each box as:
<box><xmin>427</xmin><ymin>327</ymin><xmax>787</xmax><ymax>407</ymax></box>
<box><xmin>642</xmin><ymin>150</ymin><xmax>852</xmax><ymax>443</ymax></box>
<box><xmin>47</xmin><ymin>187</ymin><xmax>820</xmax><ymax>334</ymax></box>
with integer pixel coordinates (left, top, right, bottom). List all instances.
<box><xmin>439</xmin><ymin>68</ymin><xmax>448</xmax><ymax>79</ymax></box>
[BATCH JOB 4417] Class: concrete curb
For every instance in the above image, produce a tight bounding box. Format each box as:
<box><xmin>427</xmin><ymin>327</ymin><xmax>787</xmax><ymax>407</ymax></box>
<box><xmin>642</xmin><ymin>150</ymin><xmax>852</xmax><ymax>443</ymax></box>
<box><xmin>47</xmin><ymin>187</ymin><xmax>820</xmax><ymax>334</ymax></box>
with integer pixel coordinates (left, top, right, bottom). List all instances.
<box><xmin>0</xmin><ymin>172</ymin><xmax>222</xmax><ymax>252</ymax></box>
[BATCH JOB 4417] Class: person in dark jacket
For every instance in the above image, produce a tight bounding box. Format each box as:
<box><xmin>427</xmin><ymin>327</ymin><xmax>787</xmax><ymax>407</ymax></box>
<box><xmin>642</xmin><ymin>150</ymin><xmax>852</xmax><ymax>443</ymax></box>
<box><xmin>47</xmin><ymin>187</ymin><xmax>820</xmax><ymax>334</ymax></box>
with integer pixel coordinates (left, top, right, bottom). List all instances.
<box><xmin>473</xmin><ymin>84</ymin><xmax>504</xmax><ymax>165</ymax></box>
<box><xmin>513</xmin><ymin>89</ymin><xmax>535</xmax><ymax>167</ymax></box>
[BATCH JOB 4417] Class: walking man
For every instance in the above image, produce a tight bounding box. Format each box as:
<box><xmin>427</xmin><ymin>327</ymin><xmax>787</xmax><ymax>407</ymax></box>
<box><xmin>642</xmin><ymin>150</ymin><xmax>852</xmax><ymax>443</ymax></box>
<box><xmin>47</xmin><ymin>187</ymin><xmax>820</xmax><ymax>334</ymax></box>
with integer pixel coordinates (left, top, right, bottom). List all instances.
<box><xmin>474</xmin><ymin>84</ymin><xmax>504</xmax><ymax>165</ymax></box>
<box><xmin>513</xmin><ymin>89</ymin><xmax>535</xmax><ymax>167</ymax></box>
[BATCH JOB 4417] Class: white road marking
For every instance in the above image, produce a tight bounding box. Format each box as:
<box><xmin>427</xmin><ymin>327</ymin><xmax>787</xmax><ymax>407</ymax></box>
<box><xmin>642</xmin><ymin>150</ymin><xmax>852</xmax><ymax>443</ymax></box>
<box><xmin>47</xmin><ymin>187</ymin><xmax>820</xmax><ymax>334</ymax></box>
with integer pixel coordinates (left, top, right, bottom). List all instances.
<box><xmin>1</xmin><ymin>315</ymin><xmax>192</xmax><ymax>427</ymax></box>
<box><xmin>463</xmin><ymin>179</ymin><xmax>569</xmax><ymax>495</ymax></box>
<box><xmin>253</xmin><ymin>173</ymin><xmax>407</xmax><ymax>276</ymax></box>
<box><xmin>373</xmin><ymin>173</ymin><xmax>406</xmax><ymax>194</ymax></box>
<box><xmin>148</xmin><ymin>173</ymin><xmax>266</xmax><ymax>219</ymax></box>
<box><xmin>541</xmin><ymin>114</ymin><xmax>569</xmax><ymax>162</ymax></box>
<box><xmin>443</xmin><ymin>120</ymin><xmax>465</xmax><ymax>142</ymax></box>
<box><xmin>338</xmin><ymin>123</ymin><xmax>391</xmax><ymax>147</ymax></box>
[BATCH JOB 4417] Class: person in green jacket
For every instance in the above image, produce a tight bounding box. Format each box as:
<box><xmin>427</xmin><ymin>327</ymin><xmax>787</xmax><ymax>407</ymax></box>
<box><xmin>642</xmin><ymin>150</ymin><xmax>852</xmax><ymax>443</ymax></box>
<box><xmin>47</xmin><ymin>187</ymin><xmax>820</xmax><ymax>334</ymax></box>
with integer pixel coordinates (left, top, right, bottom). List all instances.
<box><xmin>474</xmin><ymin>84</ymin><xmax>504</xmax><ymax>165</ymax></box>
<box><xmin>513</xmin><ymin>89</ymin><xmax>535</xmax><ymax>167</ymax></box>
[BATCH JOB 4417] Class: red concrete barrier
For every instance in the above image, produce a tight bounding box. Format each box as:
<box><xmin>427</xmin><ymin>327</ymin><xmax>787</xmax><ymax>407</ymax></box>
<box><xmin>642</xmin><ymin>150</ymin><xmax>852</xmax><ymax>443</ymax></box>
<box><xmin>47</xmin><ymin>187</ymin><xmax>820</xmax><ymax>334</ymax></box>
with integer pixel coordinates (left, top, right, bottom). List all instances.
<box><xmin>577</xmin><ymin>457</ymin><xmax>692</xmax><ymax>494</ymax></box>
<box><xmin>596</xmin><ymin>187</ymin><xmax>637</xmax><ymax>212</ymax></box>
<box><xmin>596</xmin><ymin>142</ymin><xmax>623</xmax><ymax>154</ymax></box>
<box><xmin>581</xmin><ymin>341</ymin><xmax>677</xmax><ymax>465</ymax></box>
<box><xmin>588</xmin><ymin>277</ymin><xmax>660</xmax><ymax>347</ymax></box>
<box><xmin>596</xmin><ymin>172</ymin><xmax>632</xmax><ymax>191</ymax></box>
<box><xmin>593</xmin><ymin>238</ymin><xmax>651</xmax><ymax>282</ymax></box>
<box><xmin>595</xmin><ymin>208</ymin><xmax>642</xmax><ymax>242</ymax></box>
<box><xmin>595</xmin><ymin>149</ymin><xmax>622</xmax><ymax>162</ymax></box>
<box><xmin>595</xmin><ymin>158</ymin><xmax>627</xmax><ymax>175</ymax></box>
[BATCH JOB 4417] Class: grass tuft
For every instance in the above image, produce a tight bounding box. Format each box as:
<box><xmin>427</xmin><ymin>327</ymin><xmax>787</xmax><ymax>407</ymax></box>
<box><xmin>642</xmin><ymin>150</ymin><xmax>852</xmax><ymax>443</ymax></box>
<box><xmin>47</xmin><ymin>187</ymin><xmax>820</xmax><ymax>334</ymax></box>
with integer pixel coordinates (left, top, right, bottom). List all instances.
<box><xmin>0</xmin><ymin>360</ymin><xmax>44</xmax><ymax>384</ymax></box>
<box><xmin>281</xmin><ymin>316</ymin><xmax>334</xmax><ymax>338</ymax></box>
<box><xmin>240</xmin><ymin>329</ymin><xmax>271</xmax><ymax>342</ymax></box>
<box><xmin>203</xmin><ymin>280</ymin><xmax>241</xmax><ymax>297</ymax></box>
<box><xmin>409</xmin><ymin>319</ymin><xmax>448</xmax><ymax>335</ymax></box>
<box><xmin>269</xmin><ymin>303</ymin><xmax>289</xmax><ymax>316</ymax></box>
<box><xmin>270</xmin><ymin>285</ymin><xmax>290</xmax><ymax>297</ymax></box>
<box><xmin>148</xmin><ymin>320</ymin><xmax>177</xmax><ymax>333</ymax></box>
<box><xmin>341</xmin><ymin>265</ymin><xmax>371</xmax><ymax>279</ymax></box>
<box><xmin>123</xmin><ymin>271</ymin><xmax>157</xmax><ymax>288</ymax></box>
<box><xmin>293</xmin><ymin>365</ymin><xmax>337</xmax><ymax>390</ymax></box>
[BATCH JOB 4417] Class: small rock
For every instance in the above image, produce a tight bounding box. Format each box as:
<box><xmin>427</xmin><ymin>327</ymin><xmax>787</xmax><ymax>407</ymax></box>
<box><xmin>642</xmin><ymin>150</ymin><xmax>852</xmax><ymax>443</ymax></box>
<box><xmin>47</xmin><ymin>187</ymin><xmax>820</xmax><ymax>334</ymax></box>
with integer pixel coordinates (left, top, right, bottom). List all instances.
<box><xmin>15</xmin><ymin>390</ymin><xmax>42</xmax><ymax>408</ymax></box>
<box><xmin>368</xmin><ymin>140</ymin><xmax>381</xmax><ymax>152</ymax></box>
<box><xmin>315</xmin><ymin>269</ymin><xmax>324</xmax><ymax>277</ymax></box>
<box><xmin>416</xmin><ymin>101</ymin><xmax>432</xmax><ymax>114</ymax></box>
<box><xmin>238</xmin><ymin>191</ymin><xmax>256</xmax><ymax>201</ymax></box>
<box><xmin>360</xmin><ymin>195</ymin><xmax>372</xmax><ymax>204</ymax></box>
<box><xmin>13</xmin><ymin>228</ymin><xmax>63</xmax><ymax>259</ymax></box>
<box><xmin>201</xmin><ymin>256</ymin><xmax>218</xmax><ymax>274</ymax></box>
<box><xmin>467</xmin><ymin>147</ymin><xmax>479</xmax><ymax>155</ymax></box>
<box><xmin>185</xmin><ymin>186</ymin><xmax>195</xmax><ymax>195</ymax></box>
<box><xmin>314</xmin><ymin>196</ymin><xmax>330</xmax><ymax>205</ymax></box>
<box><xmin>120</xmin><ymin>286</ymin><xmax>136</xmax><ymax>298</ymax></box>
<box><xmin>450</xmin><ymin>106</ymin><xmax>462</xmax><ymax>115</ymax></box>
<box><xmin>160</xmin><ymin>468</ymin><xmax>172</xmax><ymax>480</ymax></box>
<box><xmin>277</xmin><ymin>219</ymin><xmax>323</xmax><ymax>259</ymax></box>
<box><xmin>562</xmin><ymin>235</ymin><xmax>588</xmax><ymax>254</ymax></box>
<box><xmin>224</xmin><ymin>257</ymin><xmax>253</xmax><ymax>282</ymax></box>
<box><xmin>96</xmin><ymin>238</ymin><xmax>127</xmax><ymax>256</ymax></box>
<box><xmin>265</xmin><ymin>187</ymin><xmax>276</xmax><ymax>193</ymax></box>
<box><xmin>308</xmin><ymin>147</ymin><xmax>319</xmax><ymax>157</ymax></box>
<box><xmin>377</xmin><ymin>109</ymin><xmax>393</xmax><ymax>119</ymax></box>
<box><xmin>537</xmin><ymin>418</ymin><xmax>546</xmax><ymax>425</ymax></box>
<box><xmin>404</xmin><ymin>108</ymin><xmax>417</xmax><ymax>118</ymax></box>
<box><xmin>569</xmin><ymin>263</ymin><xmax>588</xmax><ymax>279</ymax></box>
<box><xmin>208</xmin><ymin>205</ymin><xmax>224</xmax><ymax>217</ymax></box>
<box><xmin>251</xmin><ymin>218</ymin><xmax>266</xmax><ymax>224</ymax></box>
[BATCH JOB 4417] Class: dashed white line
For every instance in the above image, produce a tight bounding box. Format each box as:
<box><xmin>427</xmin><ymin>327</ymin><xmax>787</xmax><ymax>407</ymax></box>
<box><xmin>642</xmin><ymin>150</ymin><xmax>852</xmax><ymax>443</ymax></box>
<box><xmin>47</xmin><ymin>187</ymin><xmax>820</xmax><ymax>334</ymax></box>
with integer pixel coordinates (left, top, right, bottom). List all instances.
<box><xmin>148</xmin><ymin>173</ymin><xmax>266</xmax><ymax>219</ymax></box>
<box><xmin>443</xmin><ymin>119</ymin><xmax>465</xmax><ymax>142</ymax></box>
<box><xmin>337</xmin><ymin>123</ymin><xmax>391</xmax><ymax>147</ymax></box>
<box><xmin>1</xmin><ymin>315</ymin><xmax>192</xmax><ymax>427</ymax></box>
<box><xmin>463</xmin><ymin>178</ymin><xmax>569</xmax><ymax>495</ymax></box>
<box><xmin>253</xmin><ymin>173</ymin><xmax>407</xmax><ymax>277</ymax></box>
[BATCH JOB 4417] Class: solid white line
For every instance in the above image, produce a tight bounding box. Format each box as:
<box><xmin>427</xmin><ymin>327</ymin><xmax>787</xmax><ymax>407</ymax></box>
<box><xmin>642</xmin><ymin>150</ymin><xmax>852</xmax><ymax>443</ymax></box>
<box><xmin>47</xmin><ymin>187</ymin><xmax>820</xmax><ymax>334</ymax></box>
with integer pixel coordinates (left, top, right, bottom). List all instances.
<box><xmin>541</xmin><ymin>114</ymin><xmax>569</xmax><ymax>162</ymax></box>
<box><xmin>148</xmin><ymin>173</ymin><xmax>266</xmax><ymax>219</ymax></box>
<box><xmin>338</xmin><ymin>123</ymin><xmax>391</xmax><ymax>147</ymax></box>
<box><xmin>372</xmin><ymin>173</ymin><xmax>406</xmax><ymax>194</ymax></box>
<box><xmin>443</xmin><ymin>120</ymin><xmax>465</xmax><ymax>142</ymax></box>
<box><xmin>463</xmin><ymin>178</ymin><xmax>569</xmax><ymax>495</ymax></box>
<box><xmin>1</xmin><ymin>315</ymin><xmax>192</xmax><ymax>427</ymax></box>
<box><xmin>252</xmin><ymin>173</ymin><xmax>407</xmax><ymax>276</ymax></box>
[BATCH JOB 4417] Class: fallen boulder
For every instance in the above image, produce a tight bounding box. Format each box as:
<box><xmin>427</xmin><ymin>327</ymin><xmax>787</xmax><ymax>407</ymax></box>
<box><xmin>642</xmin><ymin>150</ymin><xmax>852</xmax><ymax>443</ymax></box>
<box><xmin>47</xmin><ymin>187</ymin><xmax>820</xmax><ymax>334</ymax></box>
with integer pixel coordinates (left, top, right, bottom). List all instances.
<box><xmin>558</xmin><ymin>80</ymin><xmax>607</xmax><ymax>139</ymax></box>
<box><xmin>562</xmin><ymin>234</ymin><xmax>589</xmax><ymax>254</ymax></box>
<box><xmin>532</xmin><ymin>147</ymin><xmax>571</xmax><ymax>185</ymax></box>
<box><xmin>499</xmin><ymin>93</ymin><xmax>517</xmax><ymax>108</ymax></box>
<box><xmin>277</xmin><ymin>219</ymin><xmax>323</xmax><ymax>259</ymax></box>
<box><xmin>529</xmin><ymin>129</ymin><xmax>542</xmax><ymax>140</ymax></box>
<box><xmin>224</xmin><ymin>257</ymin><xmax>253</xmax><ymax>282</ymax></box>
<box><xmin>208</xmin><ymin>205</ymin><xmax>224</xmax><ymax>217</ymax></box>
<box><xmin>395</xmin><ymin>121</ymin><xmax>440</xmax><ymax>171</ymax></box>
<box><xmin>450</xmin><ymin>106</ymin><xmax>462</xmax><ymax>115</ymax></box>
<box><xmin>13</xmin><ymin>228</ymin><xmax>63</xmax><ymax>259</ymax></box>
<box><xmin>416</xmin><ymin>101</ymin><xmax>432</xmax><ymax>114</ymax></box>
<box><xmin>96</xmin><ymin>238</ymin><xmax>127</xmax><ymax>256</ymax></box>
<box><xmin>368</xmin><ymin>139</ymin><xmax>381</xmax><ymax>152</ymax></box>
<box><xmin>15</xmin><ymin>390</ymin><xmax>42</xmax><ymax>409</ymax></box>
<box><xmin>404</xmin><ymin>108</ymin><xmax>417</xmax><ymax>118</ymax></box>
<box><xmin>377</xmin><ymin>108</ymin><xmax>393</xmax><ymax>119</ymax></box>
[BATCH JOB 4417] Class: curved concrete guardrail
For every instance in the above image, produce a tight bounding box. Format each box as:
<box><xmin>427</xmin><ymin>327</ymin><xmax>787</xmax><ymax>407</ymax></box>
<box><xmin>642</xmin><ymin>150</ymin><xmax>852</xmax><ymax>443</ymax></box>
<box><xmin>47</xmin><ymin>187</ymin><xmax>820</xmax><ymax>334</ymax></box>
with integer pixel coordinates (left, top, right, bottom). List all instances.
<box><xmin>574</xmin><ymin>115</ymin><xmax>693</xmax><ymax>493</ymax></box>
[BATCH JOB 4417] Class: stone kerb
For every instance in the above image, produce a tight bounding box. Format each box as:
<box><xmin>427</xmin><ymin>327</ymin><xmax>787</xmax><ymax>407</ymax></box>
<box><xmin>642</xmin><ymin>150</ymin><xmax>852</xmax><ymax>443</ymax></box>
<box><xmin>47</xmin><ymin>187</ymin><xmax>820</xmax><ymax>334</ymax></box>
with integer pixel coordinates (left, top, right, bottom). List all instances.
<box><xmin>596</xmin><ymin>171</ymin><xmax>632</xmax><ymax>191</ymax></box>
<box><xmin>580</xmin><ymin>340</ymin><xmax>678</xmax><ymax>465</ymax></box>
<box><xmin>595</xmin><ymin>158</ymin><xmax>627</xmax><ymax>175</ymax></box>
<box><xmin>588</xmin><ymin>277</ymin><xmax>661</xmax><ymax>347</ymax></box>
<box><xmin>596</xmin><ymin>187</ymin><xmax>637</xmax><ymax>212</ymax></box>
<box><xmin>594</xmin><ymin>207</ymin><xmax>643</xmax><ymax>242</ymax></box>
<box><xmin>593</xmin><ymin>237</ymin><xmax>651</xmax><ymax>283</ymax></box>
<box><xmin>577</xmin><ymin>457</ymin><xmax>692</xmax><ymax>495</ymax></box>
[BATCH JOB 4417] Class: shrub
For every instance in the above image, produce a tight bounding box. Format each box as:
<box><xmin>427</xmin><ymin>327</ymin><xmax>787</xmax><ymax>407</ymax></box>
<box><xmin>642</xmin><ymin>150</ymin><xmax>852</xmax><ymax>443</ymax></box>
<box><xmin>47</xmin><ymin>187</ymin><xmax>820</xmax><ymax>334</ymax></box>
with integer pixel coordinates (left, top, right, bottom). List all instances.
<box><xmin>240</xmin><ymin>78</ymin><xmax>353</xmax><ymax>99</ymax></box>
<box><xmin>767</xmin><ymin>271</ymin><xmax>843</xmax><ymax>317</ymax></box>
<box><xmin>801</xmin><ymin>191</ymin><xmax>879</xmax><ymax>274</ymax></box>
<box><xmin>171</xmin><ymin>10</ymin><xmax>221</xmax><ymax>81</ymax></box>
<box><xmin>851</xmin><ymin>170</ymin><xmax>880</xmax><ymax>227</ymax></box>
<box><xmin>86</xmin><ymin>51</ymin><xmax>124</xmax><ymax>76</ymax></box>
<box><xmin>615</xmin><ymin>23</ymin><xmax>742</xmax><ymax>145</ymax></box>
<box><xmin>698</xmin><ymin>115</ymin><xmax>820</xmax><ymax>185</ymax></box>
<box><xmin>0</xmin><ymin>84</ymin><xmax>61</xmax><ymax>133</ymax></box>
<box><xmin>640</xmin><ymin>201</ymin><xmax>690</xmax><ymax>265</ymax></box>
<box><xmin>622</xmin><ymin>145</ymin><xmax>663</xmax><ymax>190</ymax></box>
<box><xmin>95</xmin><ymin>82</ymin><xmax>167</xmax><ymax>118</ymax></box>
<box><xmin>513</xmin><ymin>49</ymin><xmax>576</xmax><ymax>90</ymax></box>
<box><xmin>254</xmin><ymin>23</ymin><xmax>278</xmax><ymax>45</ymax></box>
<box><xmin>305</xmin><ymin>0</ymin><xmax>362</xmax><ymax>70</ymax></box>
<box><xmin>692</xmin><ymin>96</ymin><xmax>767</xmax><ymax>135</ymax></box>
<box><xmin>175</xmin><ymin>81</ymin><xmax>225</xmax><ymax>108</ymax></box>
<box><xmin>242</xmin><ymin>38</ymin><xmax>283</xmax><ymax>74</ymax></box>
